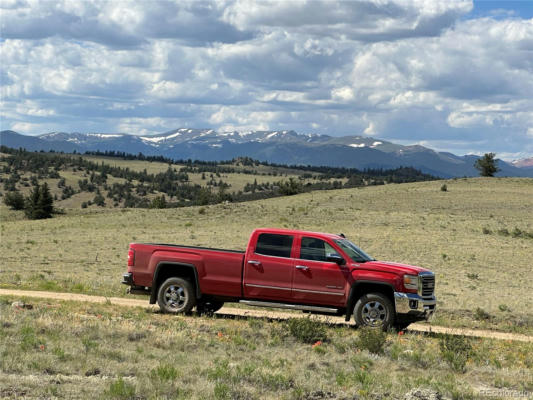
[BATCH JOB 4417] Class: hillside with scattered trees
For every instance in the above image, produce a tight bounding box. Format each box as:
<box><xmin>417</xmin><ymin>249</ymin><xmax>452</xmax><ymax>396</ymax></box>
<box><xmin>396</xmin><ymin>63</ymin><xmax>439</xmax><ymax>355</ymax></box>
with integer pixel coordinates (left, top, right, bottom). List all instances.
<box><xmin>1</xmin><ymin>146</ymin><xmax>436</xmax><ymax>215</ymax></box>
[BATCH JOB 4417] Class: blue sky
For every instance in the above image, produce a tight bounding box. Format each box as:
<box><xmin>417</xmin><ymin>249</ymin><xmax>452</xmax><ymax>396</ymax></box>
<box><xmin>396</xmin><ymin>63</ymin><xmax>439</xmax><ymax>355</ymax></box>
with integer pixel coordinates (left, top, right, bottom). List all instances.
<box><xmin>1</xmin><ymin>0</ymin><xmax>532</xmax><ymax>160</ymax></box>
<box><xmin>470</xmin><ymin>1</ymin><xmax>533</xmax><ymax>19</ymax></box>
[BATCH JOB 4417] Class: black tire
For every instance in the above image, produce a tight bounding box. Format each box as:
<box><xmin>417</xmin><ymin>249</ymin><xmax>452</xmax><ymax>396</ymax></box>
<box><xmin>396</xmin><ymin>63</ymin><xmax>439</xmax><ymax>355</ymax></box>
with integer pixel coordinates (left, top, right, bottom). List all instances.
<box><xmin>353</xmin><ymin>292</ymin><xmax>395</xmax><ymax>331</ymax></box>
<box><xmin>157</xmin><ymin>277</ymin><xmax>196</xmax><ymax>314</ymax></box>
<box><xmin>196</xmin><ymin>300</ymin><xmax>224</xmax><ymax>316</ymax></box>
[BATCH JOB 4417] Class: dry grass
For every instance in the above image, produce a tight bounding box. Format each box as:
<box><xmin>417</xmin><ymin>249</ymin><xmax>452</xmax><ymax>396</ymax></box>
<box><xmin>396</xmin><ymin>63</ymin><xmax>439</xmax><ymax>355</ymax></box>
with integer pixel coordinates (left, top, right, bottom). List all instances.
<box><xmin>1</xmin><ymin>177</ymin><xmax>533</xmax><ymax>334</ymax></box>
<box><xmin>0</xmin><ymin>297</ymin><xmax>531</xmax><ymax>399</ymax></box>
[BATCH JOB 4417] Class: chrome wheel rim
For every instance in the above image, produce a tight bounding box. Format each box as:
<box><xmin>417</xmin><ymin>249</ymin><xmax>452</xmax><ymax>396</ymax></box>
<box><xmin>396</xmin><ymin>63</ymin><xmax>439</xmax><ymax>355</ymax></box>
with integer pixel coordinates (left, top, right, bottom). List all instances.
<box><xmin>164</xmin><ymin>285</ymin><xmax>186</xmax><ymax>310</ymax></box>
<box><xmin>361</xmin><ymin>301</ymin><xmax>387</xmax><ymax>327</ymax></box>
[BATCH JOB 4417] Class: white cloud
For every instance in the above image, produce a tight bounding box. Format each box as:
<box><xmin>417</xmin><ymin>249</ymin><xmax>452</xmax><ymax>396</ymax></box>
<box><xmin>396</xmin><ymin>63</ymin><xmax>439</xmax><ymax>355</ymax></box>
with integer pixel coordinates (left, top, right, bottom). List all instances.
<box><xmin>0</xmin><ymin>0</ymin><xmax>532</xmax><ymax>157</ymax></box>
<box><xmin>331</xmin><ymin>87</ymin><xmax>355</xmax><ymax>102</ymax></box>
<box><xmin>10</xmin><ymin>122</ymin><xmax>42</xmax><ymax>133</ymax></box>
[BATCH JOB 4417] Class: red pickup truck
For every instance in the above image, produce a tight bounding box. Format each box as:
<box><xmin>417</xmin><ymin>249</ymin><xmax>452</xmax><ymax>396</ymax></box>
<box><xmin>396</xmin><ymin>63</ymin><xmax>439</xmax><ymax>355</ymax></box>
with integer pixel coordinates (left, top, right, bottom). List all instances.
<box><xmin>122</xmin><ymin>228</ymin><xmax>436</xmax><ymax>330</ymax></box>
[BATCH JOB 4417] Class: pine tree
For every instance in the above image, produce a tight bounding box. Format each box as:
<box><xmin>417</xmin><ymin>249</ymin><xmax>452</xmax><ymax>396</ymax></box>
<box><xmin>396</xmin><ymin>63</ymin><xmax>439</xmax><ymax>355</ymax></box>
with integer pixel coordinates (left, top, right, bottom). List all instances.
<box><xmin>474</xmin><ymin>153</ymin><xmax>500</xmax><ymax>177</ymax></box>
<box><xmin>38</xmin><ymin>182</ymin><xmax>54</xmax><ymax>216</ymax></box>
<box><xmin>93</xmin><ymin>192</ymin><xmax>106</xmax><ymax>207</ymax></box>
<box><xmin>150</xmin><ymin>195</ymin><xmax>167</xmax><ymax>209</ymax></box>
<box><xmin>25</xmin><ymin>183</ymin><xmax>54</xmax><ymax>219</ymax></box>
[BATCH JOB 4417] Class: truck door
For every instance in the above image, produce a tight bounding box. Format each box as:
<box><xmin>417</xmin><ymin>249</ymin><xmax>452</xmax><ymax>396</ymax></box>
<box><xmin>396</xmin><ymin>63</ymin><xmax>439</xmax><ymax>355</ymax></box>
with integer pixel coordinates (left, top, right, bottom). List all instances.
<box><xmin>243</xmin><ymin>232</ymin><xmax>295</xmax><ymax>301</ymax></box>
<box><xmin>291</xmin><ymin>236</ymin><xmax>348</xmax><ymax>306</ymax></box>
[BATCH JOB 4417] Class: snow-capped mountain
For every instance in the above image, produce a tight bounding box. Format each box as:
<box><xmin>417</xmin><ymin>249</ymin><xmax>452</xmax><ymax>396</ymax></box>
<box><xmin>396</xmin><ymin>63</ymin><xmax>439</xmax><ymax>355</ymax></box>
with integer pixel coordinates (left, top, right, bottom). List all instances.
<box><xmin>512</xmin><ymin>157</ymin><xmax>533</xmax><ymax>169</ymax></box>
<box><xmin>1</xmin><ymin>129</ymin><xmax>532</xmax><ymax>178</ymax></box>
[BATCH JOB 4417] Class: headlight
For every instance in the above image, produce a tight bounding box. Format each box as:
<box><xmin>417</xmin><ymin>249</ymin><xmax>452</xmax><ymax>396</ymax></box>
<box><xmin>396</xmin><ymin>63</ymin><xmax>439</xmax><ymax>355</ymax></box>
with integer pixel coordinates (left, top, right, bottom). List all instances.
<box><xmin>403</xmin><ymin>274</ymin><xmax>418</xmax><ymax>290</ymax></box>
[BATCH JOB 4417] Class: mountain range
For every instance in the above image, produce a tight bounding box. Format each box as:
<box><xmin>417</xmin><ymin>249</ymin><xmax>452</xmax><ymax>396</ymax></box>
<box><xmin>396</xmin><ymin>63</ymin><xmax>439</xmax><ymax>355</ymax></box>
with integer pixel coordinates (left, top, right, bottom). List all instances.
<box><xmin>1</xmin><ymin>129</ymin><xmax>532</xmax><ymax>178</ymax></box>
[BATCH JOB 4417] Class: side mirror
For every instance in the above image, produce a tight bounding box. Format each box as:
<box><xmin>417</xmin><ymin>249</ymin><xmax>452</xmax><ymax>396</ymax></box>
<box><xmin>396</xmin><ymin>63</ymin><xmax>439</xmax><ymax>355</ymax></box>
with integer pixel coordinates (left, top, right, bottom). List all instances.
<box><xmin>326</xmin><ymin>253</ymin><xmax>345</xmax><ymax>265</ymax></box>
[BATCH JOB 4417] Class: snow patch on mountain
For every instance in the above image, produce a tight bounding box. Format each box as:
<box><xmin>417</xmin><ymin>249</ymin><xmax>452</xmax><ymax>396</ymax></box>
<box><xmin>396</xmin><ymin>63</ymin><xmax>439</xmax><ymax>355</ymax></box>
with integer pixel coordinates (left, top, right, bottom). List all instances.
<box><xmin>88</xmin><ymin>134</ymin><xmax>124</xmax><ymax>138</ymax></box>
<box><xmin>140</xmin><ymin>136</ymin><xmax>167</xmax><ymax>143</ymax></box>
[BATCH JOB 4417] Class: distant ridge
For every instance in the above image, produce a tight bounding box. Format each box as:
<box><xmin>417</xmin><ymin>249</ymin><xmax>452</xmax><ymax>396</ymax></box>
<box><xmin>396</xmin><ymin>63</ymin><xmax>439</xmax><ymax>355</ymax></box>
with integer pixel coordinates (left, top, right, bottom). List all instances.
<box><xmin>1</xmin><ymin>129</ymin><xmax>532</xmax><ymax>178</ymax></box>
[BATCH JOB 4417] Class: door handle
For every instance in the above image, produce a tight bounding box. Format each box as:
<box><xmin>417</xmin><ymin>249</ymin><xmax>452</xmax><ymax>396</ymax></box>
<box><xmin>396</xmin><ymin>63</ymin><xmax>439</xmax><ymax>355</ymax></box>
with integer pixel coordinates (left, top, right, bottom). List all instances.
<box><xmin>248</xmin><ymin>260</ymin><xmax>261</xmax><ymax>266</ymax></box>
<box><xmin>295</xmin><ymin>265</ymin><xmax>309</xmax><ymax>271</ymax></box>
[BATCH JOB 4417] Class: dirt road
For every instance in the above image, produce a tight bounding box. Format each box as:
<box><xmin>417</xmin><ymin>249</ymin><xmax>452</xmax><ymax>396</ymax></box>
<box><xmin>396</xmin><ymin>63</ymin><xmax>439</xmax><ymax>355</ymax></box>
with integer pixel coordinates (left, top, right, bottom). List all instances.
<box><xmin>1</xmin><ymin>288</ymin><xmax>531</xmax><ymax>343</ymax></box>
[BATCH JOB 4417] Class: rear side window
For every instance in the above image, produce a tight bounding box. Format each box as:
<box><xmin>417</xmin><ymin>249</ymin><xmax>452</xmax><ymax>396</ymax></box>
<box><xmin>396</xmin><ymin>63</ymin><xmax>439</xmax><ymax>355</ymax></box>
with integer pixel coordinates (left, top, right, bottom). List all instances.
<box><xmin>300</xmin><ymin>237</ymin><xmax>337</xmax><ymax>262</ymax></box>
<box><xmin>255</xmin><ymin>233</ymin><xmax>294</xmax><ymax>258</ymax></box>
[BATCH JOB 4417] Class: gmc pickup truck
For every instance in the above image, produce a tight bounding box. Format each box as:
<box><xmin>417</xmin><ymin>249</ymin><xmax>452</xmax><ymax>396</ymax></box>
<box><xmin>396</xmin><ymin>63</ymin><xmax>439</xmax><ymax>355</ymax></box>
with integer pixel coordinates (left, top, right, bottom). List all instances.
<box><xmin>122</xmin><ymin>228</ymin><xmax>436</xmax><ymax>330</ymax></box>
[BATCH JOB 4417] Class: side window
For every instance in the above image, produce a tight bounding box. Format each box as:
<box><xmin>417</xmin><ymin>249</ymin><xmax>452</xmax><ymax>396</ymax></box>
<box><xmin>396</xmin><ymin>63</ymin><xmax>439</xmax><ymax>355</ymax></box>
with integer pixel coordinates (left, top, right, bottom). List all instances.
<box><xmin>255</xmin><ymin>234</ymin><xmax>294</xmax><ymax>258</ymax></box>
<box><xmin>300</xmin><ymin>237</ymin><xmax>339</xmax><ymax>262</ymax></box>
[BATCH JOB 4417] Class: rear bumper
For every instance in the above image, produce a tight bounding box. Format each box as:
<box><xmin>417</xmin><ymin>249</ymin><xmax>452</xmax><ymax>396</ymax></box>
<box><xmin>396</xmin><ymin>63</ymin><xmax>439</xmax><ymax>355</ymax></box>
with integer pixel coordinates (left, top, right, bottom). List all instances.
<box><xmin>394</xmin><ymin>292</ymin><xmax>436</xmax><ymax>320</ymax></box>
<box><xmin>121</xmin><ymin>273</ymin><xmax>133</xmax><ymax>286</ymax></box>
<box><xmin>122</xmin><ymin>272</ymin><xmax>150</xmax><ymax>295</ymax></box>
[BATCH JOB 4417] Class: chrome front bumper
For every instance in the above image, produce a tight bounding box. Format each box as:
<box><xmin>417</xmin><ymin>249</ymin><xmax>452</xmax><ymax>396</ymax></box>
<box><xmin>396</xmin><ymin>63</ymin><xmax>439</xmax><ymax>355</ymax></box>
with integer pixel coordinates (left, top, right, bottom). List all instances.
<box><xmin>394</xmin><ymin>292</ymin><xmax>436</xmax><ymax>319</ymax></box>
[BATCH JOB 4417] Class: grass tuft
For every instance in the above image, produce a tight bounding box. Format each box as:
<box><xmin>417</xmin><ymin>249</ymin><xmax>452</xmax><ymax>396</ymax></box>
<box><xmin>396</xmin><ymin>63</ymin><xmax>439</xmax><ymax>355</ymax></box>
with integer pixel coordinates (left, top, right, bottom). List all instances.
<box><xmin>439</xmin><ymin>335</ymin><xmax>472</xmax><ymax>373</ymax></box>
<box><xmin>107</xmin><ymin>377</ymin><xmax>136</xmax><ymax>399</ymax></box>
<box><xmin>286</xmin><ymin>317</ymin><xmax>328</xmax><ymax>344</ymax></box>
<box><xmin>357</xmin><ymin>327</ymin><xmax>387</xmax><ymax>354</ymax></box>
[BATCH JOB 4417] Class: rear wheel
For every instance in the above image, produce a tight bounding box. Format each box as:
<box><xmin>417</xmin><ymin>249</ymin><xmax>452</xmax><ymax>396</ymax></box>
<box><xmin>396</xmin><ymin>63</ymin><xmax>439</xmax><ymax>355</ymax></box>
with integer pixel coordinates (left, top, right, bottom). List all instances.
<box><xmin>157</xmin><ymin>277</ymin><xmax>196</xmax><ymax>314</ymax></box>
<box><xmin>353</xmin><ymin>292</ymin><xmax>394</xmax><ymax>331</ymax></box>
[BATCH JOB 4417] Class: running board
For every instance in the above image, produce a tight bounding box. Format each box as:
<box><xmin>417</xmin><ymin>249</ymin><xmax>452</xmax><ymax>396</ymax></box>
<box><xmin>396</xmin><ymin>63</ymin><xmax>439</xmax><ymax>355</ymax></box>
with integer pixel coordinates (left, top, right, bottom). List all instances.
<box><xmin>239</xmin><ymin>300</ymin><xmax>339</xmax><ymax>314</ymax></box>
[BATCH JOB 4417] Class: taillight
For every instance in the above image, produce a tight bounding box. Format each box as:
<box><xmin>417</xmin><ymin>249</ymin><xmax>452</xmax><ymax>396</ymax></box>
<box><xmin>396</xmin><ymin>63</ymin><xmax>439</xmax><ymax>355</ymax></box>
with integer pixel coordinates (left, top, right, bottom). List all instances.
<box><xmin>127</xmin><ymin>248</ymin><xmax>135</xmax><ymax>267</ymax></box>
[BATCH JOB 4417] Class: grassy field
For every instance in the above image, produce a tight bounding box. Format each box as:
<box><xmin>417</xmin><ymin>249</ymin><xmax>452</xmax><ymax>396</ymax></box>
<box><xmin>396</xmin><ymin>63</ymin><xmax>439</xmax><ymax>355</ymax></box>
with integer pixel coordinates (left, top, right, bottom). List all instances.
<box><xmin>0</xmin><ymin>297</ymin><xmax>531</xmax><ymax>399</ymax></box>
<box><xmin>1</xmin><ymin>177</ymin><xmax>532</xmax><ymax>334</ymax></box>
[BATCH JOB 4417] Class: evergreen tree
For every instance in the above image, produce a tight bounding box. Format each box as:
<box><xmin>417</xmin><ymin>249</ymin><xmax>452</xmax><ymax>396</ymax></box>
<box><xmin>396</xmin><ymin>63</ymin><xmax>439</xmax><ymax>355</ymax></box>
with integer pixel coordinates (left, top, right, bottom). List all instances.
<box><xmin>150</xmin><ymin>195</ymin><xmax>167</xmax><ymax>209</ymax></box>
<box><xmin>3</xmin><ymin>190</ymin><xmax>25</xmax><ymax>210</ymax></box>
<box><xmin>25</xmin><ymin>183</ymin><xmax>54</xmax><ymax>219</ymax></box>
<box><xmin>93</xmin><ymin>192</ymin><xmax>106</xmax><ymax>207</ymax></box>
<box><xmin>474</xmin><ymin>153</ymin><xmax>500</xmax><ymax>177</ymax></box>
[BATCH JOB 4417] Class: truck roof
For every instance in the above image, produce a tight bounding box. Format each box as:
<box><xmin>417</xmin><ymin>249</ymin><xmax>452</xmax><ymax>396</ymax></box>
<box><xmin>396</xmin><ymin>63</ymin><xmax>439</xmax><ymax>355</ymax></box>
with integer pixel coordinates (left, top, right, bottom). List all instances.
<box><xmin>253</xmin><ymin>228</ymin><xmax>344</xmax><ymax>240</ymax></box>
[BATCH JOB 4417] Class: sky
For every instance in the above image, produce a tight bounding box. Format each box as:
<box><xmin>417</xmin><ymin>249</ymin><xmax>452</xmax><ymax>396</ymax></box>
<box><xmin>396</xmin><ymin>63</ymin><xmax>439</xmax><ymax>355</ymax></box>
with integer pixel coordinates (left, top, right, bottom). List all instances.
<box><xmin>1</xmin><ymin>0</ymin><xmax>532</xmax><ymax>160</ymax></box>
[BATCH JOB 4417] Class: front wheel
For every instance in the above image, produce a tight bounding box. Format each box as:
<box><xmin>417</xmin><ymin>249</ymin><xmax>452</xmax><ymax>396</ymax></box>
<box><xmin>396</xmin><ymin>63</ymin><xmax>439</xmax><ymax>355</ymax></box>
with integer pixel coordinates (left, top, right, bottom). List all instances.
<box><xmin>353</xmin><ymin>293</ymin><xmax>394</xmax><ymax>331</ymax></box>
<box><xmin>157</xmin><ymin>277</ymin><xmax>196</xmax><ymax>314</ymax></box>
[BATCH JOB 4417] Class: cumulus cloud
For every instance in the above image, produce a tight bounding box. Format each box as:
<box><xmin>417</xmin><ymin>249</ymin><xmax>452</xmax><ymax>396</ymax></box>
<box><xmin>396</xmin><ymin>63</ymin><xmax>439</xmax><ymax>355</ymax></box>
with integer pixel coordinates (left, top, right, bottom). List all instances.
<box><xmin>222</xmin><ymin>0</ymin><xmax>472</xmax><ymax>40</ymax></box>
<box><xmin>1</xmin><ymin>0</ymin><xmax>532</xmax><ymax>157</ymax></box>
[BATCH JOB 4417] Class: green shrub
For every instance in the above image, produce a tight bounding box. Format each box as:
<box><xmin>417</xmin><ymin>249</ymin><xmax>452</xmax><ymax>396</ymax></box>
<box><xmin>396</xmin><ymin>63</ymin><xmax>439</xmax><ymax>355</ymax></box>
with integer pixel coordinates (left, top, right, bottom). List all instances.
<box><xmin>151</xmin><ymin>363</ymin><xmax>179</xmax><ymax>382</ymax></box>
<box><xmin>213</xmin><ymin>382</ymin><xmax>230</xmax><ymax>400</ymax></box>
<box><xmin>466</xmin><ymin>273</ymin><xmax>479</xmax><ymax>280</ymax></box>
<box><xmin>20</xmin><ymin>326</ymin><xmax>39</xmax><ymax>350</ymax></box>
<box><xmin>93</xmin><ymin>192</ymin><xmax>106</xmax><ymax>207</ymax></box>
<box><xmin>3</xmin><ymin>191</ymin><xmax>25</xmax><ymax>210</ymax></box>
<box><xmin>286</xmin><ymin>317</ymin><xmax>328</xmax><ymax>344</ymax></box>
<box><xmin>439</xmin><ymin>335</ymin><xmax>472</xmax><ymax>373</ymax></box>
<box><xmin>482</xmin><ymin>227</ymin><xmax>492</xmax><ymax>235</ymax></box>
<box><xmin>107</xmin><ymin>377</ymin><xmax>136</xmax><ymax>399</ymax></box>
<box><xmin>357</xmin><ymin>327</ymin><xmax>387</xmax><ymax>354</ymax></box>
<box><xmin>474</xmin><ymin>307</ymin><xmax>491</xmax><ymax>321</ymax></box>
<box><xmin>440</xmin><ymin>184</ymin><xmax>447</xmax><ymax>192</ymax></box>
<box><xmin>497</xmin><ymin>228</ymin><xmax>510</xmax><ymax>237</ymax></box>
<box><xmin>150</xmin><ymin>195</ymin><xmax>167</xmax><ymax>209</ymax></box>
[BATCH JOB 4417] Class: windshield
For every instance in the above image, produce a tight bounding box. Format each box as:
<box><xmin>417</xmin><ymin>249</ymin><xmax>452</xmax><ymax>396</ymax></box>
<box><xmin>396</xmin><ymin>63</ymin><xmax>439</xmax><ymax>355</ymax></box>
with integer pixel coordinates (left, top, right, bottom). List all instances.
<box><xmin>333</xmin><ymin>239</ymin><xmax>375</xmax><ymax>262</ymax></box>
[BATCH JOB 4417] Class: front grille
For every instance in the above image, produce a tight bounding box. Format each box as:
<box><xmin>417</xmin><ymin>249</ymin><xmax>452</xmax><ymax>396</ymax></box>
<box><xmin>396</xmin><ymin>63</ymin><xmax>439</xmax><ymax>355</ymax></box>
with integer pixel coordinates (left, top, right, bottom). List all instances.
<box><xmin>420</xmin><ymin>274</ymin><xmax>435</xmax><ymax>298</ymax></box>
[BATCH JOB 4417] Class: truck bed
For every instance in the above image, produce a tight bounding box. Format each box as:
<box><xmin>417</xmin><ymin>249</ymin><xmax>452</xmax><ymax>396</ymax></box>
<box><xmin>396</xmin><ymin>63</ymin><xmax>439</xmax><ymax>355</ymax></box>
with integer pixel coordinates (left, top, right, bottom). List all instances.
<box><xmin>129</xmin><ymin>242</ymin><xmax>245</xmax><ymax>298</ymax></box>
